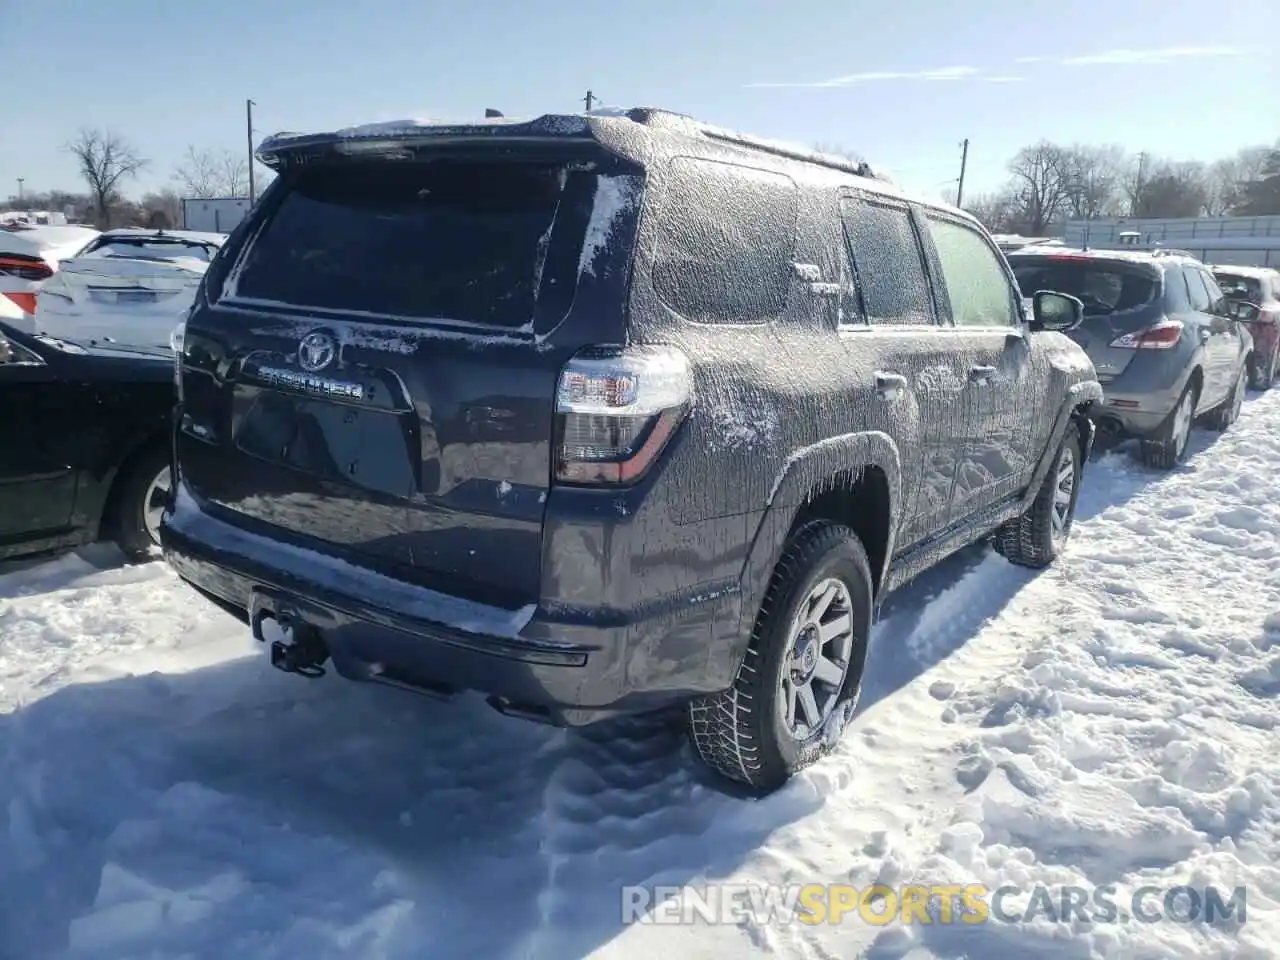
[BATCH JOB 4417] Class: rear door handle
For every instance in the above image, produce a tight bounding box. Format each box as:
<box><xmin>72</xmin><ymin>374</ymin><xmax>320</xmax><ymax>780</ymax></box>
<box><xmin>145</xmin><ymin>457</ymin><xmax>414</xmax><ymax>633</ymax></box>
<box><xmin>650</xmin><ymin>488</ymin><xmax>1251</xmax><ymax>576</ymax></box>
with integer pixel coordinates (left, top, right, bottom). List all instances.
<box><xmin>874</xmin><ymin>371</ymin><xmax>908</xmax><ymax>400</ymax></box>
<box><xmin>968</xmin><ymin>365</ymin><xmax>997</xmax><ymax>384</ymax></box>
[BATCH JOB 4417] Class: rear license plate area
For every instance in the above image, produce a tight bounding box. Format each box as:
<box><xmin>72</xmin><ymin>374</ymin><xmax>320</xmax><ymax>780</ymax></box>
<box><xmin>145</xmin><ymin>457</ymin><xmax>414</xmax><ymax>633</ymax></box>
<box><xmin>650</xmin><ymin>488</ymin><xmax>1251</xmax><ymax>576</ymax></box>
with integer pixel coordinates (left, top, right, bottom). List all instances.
<box><xmin>116</xmin><ymin>290</ymin><xmax>159</xmax><ymax>305</ymax></box>
<box><xmin>234</xmin><ymin>389</ymin><xmax>416</xmax><ymax>498</ymax></box>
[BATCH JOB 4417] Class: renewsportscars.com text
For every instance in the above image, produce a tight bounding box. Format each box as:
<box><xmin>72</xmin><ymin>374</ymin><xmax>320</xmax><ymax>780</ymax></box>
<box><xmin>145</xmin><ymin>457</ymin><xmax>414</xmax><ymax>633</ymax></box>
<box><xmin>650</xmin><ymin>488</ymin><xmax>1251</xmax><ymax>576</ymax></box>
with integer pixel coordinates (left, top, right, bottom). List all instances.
<box><xmin>622</xmin><ymin>883</ymin><xmax>1248</xmax><ymax>927</ymax></box>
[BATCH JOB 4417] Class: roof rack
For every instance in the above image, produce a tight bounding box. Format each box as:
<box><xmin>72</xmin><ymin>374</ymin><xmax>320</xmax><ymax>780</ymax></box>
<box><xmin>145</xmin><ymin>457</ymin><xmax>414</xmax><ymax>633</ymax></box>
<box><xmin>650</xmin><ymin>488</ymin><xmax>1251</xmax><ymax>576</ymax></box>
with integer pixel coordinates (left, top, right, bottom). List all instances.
<box><xmin>1150</xmin><ymin>247</ymin><xmax>1195</xmax><ymax>258</ymax></box>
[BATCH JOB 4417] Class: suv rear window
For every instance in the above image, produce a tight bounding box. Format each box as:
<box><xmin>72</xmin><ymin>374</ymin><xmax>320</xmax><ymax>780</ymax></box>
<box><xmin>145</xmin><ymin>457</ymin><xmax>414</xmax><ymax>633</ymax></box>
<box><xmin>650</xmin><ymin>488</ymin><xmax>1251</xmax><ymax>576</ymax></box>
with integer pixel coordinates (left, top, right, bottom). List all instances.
<box><xmin>231</xmin><ymin>160</ymin><xmax>585</xmax><ymax>329</ymax></box>
<box><xmin>1010</xmin><ymin>258</ymin><xmax>1158</xmax><ymax>317</ymax></box>
<box><xmin>1213</xmin><ymin>272</ymin><xmax>1264</xmax><ymax>303</ymax></box>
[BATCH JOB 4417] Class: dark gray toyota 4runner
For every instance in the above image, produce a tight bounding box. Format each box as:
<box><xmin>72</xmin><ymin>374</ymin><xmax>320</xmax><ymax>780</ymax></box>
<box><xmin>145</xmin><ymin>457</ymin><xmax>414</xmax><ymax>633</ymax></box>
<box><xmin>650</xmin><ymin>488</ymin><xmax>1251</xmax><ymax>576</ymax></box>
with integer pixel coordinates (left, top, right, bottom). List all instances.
<box><xmin>161</xmin><ymin>108</ymin><xmax>1101</xmax><ymax>792</ymax></box>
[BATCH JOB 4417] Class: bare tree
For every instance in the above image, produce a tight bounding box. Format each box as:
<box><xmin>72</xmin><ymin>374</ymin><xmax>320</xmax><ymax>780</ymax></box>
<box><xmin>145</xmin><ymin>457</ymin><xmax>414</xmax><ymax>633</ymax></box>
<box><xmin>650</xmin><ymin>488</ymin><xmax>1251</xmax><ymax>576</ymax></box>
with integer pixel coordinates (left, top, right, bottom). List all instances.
<box><xmin>1062</xmin><ymin>144</ymin><xmax>1126</xmax><ymax>220</ymax></box>
<box><xmin>963</xmin><ymin>191</ymin><xmax>1019</xmax><ymax>233</ymax></box>
<box><xmin>1130</xmin><ymin>160</ymin><xmax>1210</xmax><ymax>218</ymax></box>
<box><xmin>1234</xmin><ymin>147</ymin><xmax>1280</xmax><ymax>216</ymax></box>
<box><xmin>173</xmin><ymin>146</ymin><xmax>250</xmax><ymax>199</ymax></box>
<box><xmin>65</xmin><ymin>129</ymin><xmax>148</xmax><ymax>229</ymax></box>
<box><xmin>1007</xmin><ymin>142</ymin><xmax>1072</xmax><ymax>235</ymax></box>
<box><xmin>140</xmin><ymin>190</ymin><xmax>183</xmax><ymax>229</ymax></box>
<box><xmin>1206</xmin><ymin>145</ymin><xmax>1275</xmax><ymax>214</ymax></box>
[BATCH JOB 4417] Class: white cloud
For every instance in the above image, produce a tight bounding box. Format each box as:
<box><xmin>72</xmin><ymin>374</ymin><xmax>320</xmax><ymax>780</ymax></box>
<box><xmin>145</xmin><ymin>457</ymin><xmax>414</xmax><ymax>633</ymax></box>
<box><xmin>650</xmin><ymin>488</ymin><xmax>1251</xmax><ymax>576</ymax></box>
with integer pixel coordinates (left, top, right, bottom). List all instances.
<box><xmin>747</xmin><ymin>65</ymin><xmax>983</xmax><ymax>89</ymax></box>
<box><xmin>1014</xmin><ymin>56</ymin><xmax>1045</xmax><ymax>64</ymax></box>
<box><xmin>984</xmin><ymin>76</ymin><xmax>1023</xmax><ymax>83</ymax></box>
<box><xmin>1060</xmin><ymin>45</ymin><xmax>1239</xmax><ymax>66</ymax></box>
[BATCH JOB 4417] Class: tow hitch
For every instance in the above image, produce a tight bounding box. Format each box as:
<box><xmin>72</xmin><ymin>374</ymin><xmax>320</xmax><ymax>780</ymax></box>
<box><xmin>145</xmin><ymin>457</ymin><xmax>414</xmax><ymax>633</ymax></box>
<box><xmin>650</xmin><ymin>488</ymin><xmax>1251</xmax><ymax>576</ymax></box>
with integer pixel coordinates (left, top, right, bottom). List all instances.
<box><xmin>269</xmin><ymin>627</ymin><xmax>329</xmax><ymax>678</ymax></box>
<box><xmin>254</xmin><ymin>607</ymin><xmax>329</xmax><ymax>679</ymax></box>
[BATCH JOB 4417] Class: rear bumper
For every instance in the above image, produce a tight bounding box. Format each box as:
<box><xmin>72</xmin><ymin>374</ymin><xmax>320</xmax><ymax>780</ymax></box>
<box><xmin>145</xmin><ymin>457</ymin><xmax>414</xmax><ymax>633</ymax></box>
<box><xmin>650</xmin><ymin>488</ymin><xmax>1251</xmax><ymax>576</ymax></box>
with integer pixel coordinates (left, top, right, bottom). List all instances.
<box><xmin>1090</xmin><ymin>350</ymin><xmax>1197</xmax><ymax>437</ymax></box>
<box><xmin>160</xmin><ymin>484</ymin><xmax>742</xmax><ymax>725</ymax></box>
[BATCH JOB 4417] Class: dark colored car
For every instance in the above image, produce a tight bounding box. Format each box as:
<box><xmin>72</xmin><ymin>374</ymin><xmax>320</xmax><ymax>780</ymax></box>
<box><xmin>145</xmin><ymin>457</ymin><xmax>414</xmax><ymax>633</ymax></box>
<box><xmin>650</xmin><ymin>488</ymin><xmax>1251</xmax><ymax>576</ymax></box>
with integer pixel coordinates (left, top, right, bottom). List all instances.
<box><xmin>161</xmin><ymin>109</ymin><xmax>1100</xmax><ymax>792</ymax></box>
<box><xmin>1007</xmin><ymin>248</ymin><xmax>1255</xmax><ymax>470</ymax></box>
<box><xmin>0</xmin><ymin>322</ymin><xmax>174</xmax><ymax>563</ymax></box>
<box><xmin>1210</xmin><ymin>265</ymin><xmax>1280</xmax><ymax>390</ymax></box>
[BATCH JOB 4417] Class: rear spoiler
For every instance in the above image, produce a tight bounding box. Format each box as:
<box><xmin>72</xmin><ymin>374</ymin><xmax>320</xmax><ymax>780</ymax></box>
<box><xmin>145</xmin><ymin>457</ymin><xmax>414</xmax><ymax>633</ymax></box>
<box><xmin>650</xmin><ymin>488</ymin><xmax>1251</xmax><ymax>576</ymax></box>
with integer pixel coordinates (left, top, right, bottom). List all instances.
<box><xmin>256</xmin><ymin>114</ymin><xmax>609</xmax><ymax>170</ymax></box>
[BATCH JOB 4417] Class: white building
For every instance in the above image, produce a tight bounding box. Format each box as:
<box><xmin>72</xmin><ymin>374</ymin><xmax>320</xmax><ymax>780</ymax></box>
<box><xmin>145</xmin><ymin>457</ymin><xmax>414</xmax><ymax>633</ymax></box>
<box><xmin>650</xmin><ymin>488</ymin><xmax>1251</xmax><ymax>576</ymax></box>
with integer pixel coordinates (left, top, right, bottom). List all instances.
<box><xmin>181</xmin><ymin>197</ymin><xmax>251</xmax><ymax>233</ymax></box>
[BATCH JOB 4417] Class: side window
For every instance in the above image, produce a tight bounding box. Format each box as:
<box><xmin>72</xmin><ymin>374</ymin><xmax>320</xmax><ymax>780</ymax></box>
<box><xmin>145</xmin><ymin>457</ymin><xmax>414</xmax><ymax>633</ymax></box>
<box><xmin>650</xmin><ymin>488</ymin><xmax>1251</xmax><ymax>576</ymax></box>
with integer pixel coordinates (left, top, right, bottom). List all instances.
<box><xmin>1184</xmin><ymin>267</ymin><xmax>1212</xmax><ymax>312</ymax></box>
<box><xmin>924</xmin><ymin>215</ymin><xmax>1019</xmax><ymax>328</ymax></box>
<box><xmin>651</xmin><ymin>158</ymin><xmax>798</xmax><ymax>324</ymax></box>
<box><xmin>1200</xmin><ymin>270</ymin><xmax>1226</xmax><ymax>312</ymax></box>
<box><xmin>840</xmin><ymin>197</ymin><xmax>932</xmax><ymax>325</ymax></box>
<box><xmin>1162</xmin><ymin>266</ymin><xmax>1190</xmax><ymax>312</ymax></box>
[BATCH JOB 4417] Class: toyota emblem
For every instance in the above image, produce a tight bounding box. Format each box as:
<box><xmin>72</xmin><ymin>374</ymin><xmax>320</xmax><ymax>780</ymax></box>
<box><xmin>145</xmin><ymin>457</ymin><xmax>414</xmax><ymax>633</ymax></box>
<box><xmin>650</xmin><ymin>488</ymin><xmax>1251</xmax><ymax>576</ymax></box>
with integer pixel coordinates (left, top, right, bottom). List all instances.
<box><xmin>297</xmin><ymin>331</ymin><xmax>337</xmax><ymax>372</ymax></box>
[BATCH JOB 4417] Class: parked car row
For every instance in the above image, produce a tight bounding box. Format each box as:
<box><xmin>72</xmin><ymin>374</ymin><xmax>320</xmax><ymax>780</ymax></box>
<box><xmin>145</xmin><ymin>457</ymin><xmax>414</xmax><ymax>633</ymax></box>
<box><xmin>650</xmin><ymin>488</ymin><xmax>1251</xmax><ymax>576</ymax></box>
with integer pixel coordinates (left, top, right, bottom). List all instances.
<box><xmin>0</xmin><ymin>224</ymin><xmax>225</xmax><ymax>349</ymax></box>
<box><xmin>1005</xmin><ymin>245</ymin><xmax>1266</xmax><ymax>469</ymax></box>
<box><xmin>2</xmin><ymin>109</ymin><xmax>1273</xmax><ymax>797</ymax></box>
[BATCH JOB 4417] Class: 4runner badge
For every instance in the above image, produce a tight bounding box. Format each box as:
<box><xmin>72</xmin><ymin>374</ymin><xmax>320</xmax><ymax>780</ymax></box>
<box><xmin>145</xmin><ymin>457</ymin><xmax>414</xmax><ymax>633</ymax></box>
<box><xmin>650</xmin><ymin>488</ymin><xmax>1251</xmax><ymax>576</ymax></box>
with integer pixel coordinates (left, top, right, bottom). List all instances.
<box><xmin>297</xmin><ymin>331</ymin><xmax>337</xmax><ymax>372</ymax></box>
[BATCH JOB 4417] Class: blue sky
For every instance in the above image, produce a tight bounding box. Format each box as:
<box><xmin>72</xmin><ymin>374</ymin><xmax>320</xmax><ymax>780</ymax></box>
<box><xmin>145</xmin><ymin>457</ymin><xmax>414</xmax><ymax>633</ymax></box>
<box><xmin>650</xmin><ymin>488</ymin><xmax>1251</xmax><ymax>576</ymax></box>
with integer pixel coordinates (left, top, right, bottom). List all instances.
<box><xmin>2</xmin><ymin>0</ymin><xmax>1275</xmax><ymax>205</ymax></box>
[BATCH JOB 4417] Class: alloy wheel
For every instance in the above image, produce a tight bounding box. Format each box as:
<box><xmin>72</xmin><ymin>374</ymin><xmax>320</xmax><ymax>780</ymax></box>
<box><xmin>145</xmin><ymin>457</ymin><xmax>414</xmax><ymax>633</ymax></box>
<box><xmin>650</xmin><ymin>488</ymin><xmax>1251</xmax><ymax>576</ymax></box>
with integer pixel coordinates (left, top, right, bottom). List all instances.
<box><xmin>142</xmin><ymin>467</ymin><xmax>172</xmax><ymax>546</ymax></box>
<box><xmin>779</xmin><ymin>578</ymin><xmax>855</xmax><ymax>740</ymax></box>
<box><xmin>1050</xmin><ymin>442</ymin><xmax>1076</xmax><ymax>547</ymax></box>
<box><xmin>1172</xmin><ymin>390</ymin><xmax>1194</xmax><ymax>458</ymax></box>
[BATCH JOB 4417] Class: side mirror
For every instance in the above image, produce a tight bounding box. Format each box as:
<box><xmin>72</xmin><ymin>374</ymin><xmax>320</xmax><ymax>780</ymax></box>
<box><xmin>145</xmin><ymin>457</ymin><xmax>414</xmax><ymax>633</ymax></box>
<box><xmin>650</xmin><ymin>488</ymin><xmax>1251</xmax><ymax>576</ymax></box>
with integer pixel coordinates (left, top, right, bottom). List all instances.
<box><xmin>1030</xmin><ymin>290</ymin><xmax>1083</xmax><ymax>332</ymax></box>
<box><xmin>0</xmin><ymin>336</ymin><xmax>11</xmax><ymax>364</ymax></box>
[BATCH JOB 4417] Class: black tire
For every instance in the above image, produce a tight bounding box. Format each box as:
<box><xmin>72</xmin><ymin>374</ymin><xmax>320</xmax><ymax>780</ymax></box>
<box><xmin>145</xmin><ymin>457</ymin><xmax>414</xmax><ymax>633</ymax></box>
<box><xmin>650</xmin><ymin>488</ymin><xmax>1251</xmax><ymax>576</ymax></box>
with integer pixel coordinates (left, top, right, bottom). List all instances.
<box><xmin>1140</xmin><ymin>379</ymin><xmax>1199</xmax><ymax>470</ymax></box>
<box><xmin>687</xmin><ymin>521</ymin><xmax>872</xmax><ymax>794</ymax></box>
<box><xmin>1249</xmin><ymin>345</ymin><xmax>1276</xmax><ymax>392</ymax></box>
<box><xmin>993</xmin><ymin>421</ymin><xmax>1083</xmax><ymax>570</ymax></box>
<box><xmin>108</xmin><ymin>445</ymin><xmax>172</xmax><ymax>562</ymax></box>
<box><xmin>1206</xmin><ymin>363</ymin><xmax>1247</xmax><ymax>432</ymax></box>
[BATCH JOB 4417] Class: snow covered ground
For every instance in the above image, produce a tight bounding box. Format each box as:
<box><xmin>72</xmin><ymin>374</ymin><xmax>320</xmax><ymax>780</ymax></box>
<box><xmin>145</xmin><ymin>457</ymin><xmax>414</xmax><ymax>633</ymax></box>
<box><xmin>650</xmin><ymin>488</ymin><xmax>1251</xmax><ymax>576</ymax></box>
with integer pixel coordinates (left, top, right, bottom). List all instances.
<box><xmin>3</xmin><ymin>394</ymin><xmax>1280</xmax><ymax>960</ymax></box>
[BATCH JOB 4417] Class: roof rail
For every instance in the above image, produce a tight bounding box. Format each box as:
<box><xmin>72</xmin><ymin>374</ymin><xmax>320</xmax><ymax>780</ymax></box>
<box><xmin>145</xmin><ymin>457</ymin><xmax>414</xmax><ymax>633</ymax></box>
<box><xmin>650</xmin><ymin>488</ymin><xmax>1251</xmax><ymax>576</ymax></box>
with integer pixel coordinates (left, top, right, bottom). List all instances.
<box><xmin>1150</xmin><ymin>247</ymin><xmax>1195</xmax><ymax>258</ymax></box>
<box><xmin>698</xmin><ymin>127</ymin><xmax>877</xmax><ymax>179</ymax></box>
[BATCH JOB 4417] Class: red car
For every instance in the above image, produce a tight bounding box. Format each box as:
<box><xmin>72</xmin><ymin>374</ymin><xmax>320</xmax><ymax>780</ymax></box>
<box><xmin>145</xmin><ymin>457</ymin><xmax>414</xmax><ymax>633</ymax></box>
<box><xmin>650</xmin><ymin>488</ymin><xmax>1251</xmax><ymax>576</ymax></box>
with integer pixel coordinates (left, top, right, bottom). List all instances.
<box><xmin>1212</xmin><ymin>265</ymin><xmax>1280</xmax><ymax>390</ymax></box>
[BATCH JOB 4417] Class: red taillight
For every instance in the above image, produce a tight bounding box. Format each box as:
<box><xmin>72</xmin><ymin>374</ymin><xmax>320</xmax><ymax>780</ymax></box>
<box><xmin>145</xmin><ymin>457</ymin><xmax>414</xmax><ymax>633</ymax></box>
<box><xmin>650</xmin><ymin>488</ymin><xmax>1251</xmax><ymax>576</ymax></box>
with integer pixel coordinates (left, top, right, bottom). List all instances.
<box><xmin>1045</xmin><ymin>255</ymin><xmax>1093</xmax><ymax>262</ymax></box>
<box><xmin>2</xmin><ymin>291</ymin><xmax>38</xmax><ymax>314</ymax></box>
<box><xmin>1110</xmin><ymin>319</ymin><xmax>1182</xmax><ymax>350</ymax></box>
<box><xmin>0</xmin><ymin>255</ymin><xmax>53</xmax><ymax>282</ymax></box>
<box><xmin>553</xmin><ymin>345</ymin><xmax>693</xmax><ymax>486</ymax></box>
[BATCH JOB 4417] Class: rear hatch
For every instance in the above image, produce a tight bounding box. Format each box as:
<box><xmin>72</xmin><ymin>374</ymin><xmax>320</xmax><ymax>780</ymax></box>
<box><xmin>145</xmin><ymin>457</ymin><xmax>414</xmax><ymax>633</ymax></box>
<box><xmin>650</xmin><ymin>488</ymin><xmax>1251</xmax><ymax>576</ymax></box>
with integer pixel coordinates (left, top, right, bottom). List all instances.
<box><xmin>177</xmin><ymin>130</ymin><xmax>645</xmax><ymax>607</ymax></box>
<box><xmin>1009</xmin><ymin>253</ymin><xmax>1164</xmax><ymax>380</ymax></box>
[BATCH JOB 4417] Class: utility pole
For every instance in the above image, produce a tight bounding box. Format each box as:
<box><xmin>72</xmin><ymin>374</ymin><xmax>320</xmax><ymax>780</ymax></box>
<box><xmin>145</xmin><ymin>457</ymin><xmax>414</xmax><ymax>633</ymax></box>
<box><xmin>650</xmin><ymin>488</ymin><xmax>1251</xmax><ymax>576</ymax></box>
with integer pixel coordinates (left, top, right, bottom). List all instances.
<box><xmin>246</xmin><ymin>99</ymin><xmax>257</xmax><ymax>205</ymax></box>
<box><xmin>1132</xmin><ymin>151</ymin><xmax>1147</xmax><ymax>217</ymax></box>
<box><xmin>583</xmin><ymin>89</ymin><xmax>596</xmax><ymax>112</ymax></box>
<box><xmin>16</xmin><ymin>178</ymin><xmax>23</xmax><ymax>203</ymax></box>
<box><xmin>955</xmin><ymin>138</ymin><xmax>970</xmax><ymax>208</ymax></box>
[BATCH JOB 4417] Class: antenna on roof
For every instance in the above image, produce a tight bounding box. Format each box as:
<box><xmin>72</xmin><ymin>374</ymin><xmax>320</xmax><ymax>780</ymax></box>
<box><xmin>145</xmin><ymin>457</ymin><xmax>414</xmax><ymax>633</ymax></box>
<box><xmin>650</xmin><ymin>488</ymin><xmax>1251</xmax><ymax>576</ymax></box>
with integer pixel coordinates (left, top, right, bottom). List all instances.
<box><xmin>484</xmin><ymin>108</ymin><xmax>504</xmax><ymax>118</ymax></box>
<box><xmin>583</xmin><ymin>89</ymin><xmax>596</xmax><ymax>112</ymax></box>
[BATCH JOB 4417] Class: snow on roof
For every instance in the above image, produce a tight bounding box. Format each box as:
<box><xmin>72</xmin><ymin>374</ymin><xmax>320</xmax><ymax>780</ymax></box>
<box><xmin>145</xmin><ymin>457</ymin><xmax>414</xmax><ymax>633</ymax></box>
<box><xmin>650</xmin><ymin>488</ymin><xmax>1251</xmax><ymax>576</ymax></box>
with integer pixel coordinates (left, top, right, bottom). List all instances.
<box><xmin>0</xmin><ymin>224</ymin><xmax>99</xmax><ymax>261</ymax></box>
<box><xmin>1007</xmin><ymin>244</ymin><xmax>1192</xmax><ymax>268</ymax></box>
<box><xmin>1207</xmin><ymin>263</ymin><xmax>1279</xmax><ymax>277</ymax></box>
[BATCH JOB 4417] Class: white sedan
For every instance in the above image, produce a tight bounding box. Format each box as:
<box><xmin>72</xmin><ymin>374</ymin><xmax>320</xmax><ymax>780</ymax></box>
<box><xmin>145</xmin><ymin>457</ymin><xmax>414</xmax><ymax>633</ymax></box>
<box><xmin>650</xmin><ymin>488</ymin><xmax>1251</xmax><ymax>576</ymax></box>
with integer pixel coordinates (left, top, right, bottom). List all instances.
<box><xmin>35</xmin><ymin>228</ymin><xmax>226</xmax><ymax>349</ymax></box>
<box><xmin>0</xmin><ymin>224</ymin><xmax>101</xmax><ymax>328</ymax></box>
